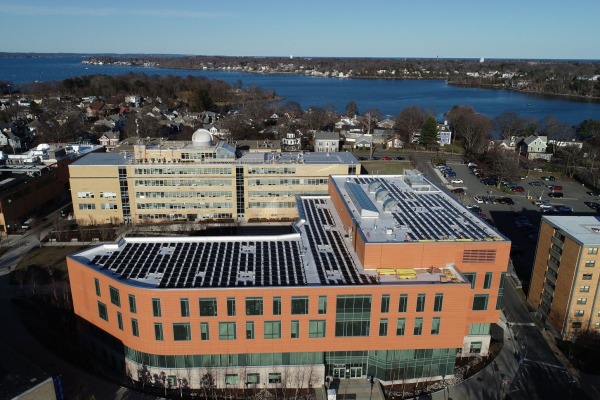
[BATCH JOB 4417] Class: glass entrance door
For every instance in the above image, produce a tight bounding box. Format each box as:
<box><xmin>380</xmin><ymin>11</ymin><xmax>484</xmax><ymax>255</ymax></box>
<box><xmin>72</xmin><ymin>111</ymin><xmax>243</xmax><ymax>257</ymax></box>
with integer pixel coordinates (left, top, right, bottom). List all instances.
<box><xmin>350</xmin><ymin>367</ymin><xmax>362</xmax><ymax>378</ymax></box>
<box><xmin>333</xmin><ymin>367</ymin><xmax>345</xmax><ymax>378</ymax></box>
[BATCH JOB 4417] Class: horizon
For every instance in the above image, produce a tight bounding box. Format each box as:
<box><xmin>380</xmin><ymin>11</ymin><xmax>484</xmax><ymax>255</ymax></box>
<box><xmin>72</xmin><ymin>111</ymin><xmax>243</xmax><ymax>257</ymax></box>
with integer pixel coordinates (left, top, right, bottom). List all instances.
<box><xmin>0</xmin><ymin>1</ymin><xmax>599</xmax><ymax>60</ymax></box>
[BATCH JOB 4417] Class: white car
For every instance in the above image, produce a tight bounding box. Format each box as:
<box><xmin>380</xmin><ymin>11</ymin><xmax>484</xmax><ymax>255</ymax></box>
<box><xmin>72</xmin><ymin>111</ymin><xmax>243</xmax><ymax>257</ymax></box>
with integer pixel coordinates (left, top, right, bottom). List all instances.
<box><xmin>473</xmin><ymin>196</ymin><xmax>484</xmax><ymax>204</ymax></box>
<box><xmin>450</xmin><ymin>178</ymin><xmax>463</xmax><ymax>184</ymax></box>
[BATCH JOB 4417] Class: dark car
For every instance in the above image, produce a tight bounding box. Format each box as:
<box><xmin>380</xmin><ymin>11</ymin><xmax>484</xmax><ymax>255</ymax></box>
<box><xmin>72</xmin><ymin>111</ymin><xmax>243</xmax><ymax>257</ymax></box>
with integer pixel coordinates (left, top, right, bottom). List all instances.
<box><xmin>586</xmin><ymin>191</ymin><xmax>600</xmax><ymax>197</ymax></box>
<box><xmin>548</xmin><ymin>192</ymin><xmax>564</xmax><ymax>198</ymax></box>
<box><xmin>357</xmin><ymin>156</ymin><xmax>368</xmax><ymax>160</ymax></box>
<box><xmin>529</xmin><ymin>181</ymin><xmax>544</xmax><ymax>186</ymax></box>
<box><xmin>541</xmin><ymin>176</ymin><xmax>556</xmax><ymax>181</ymax></box>
<box><xmin>450</xmin><ymin>188</ymin><xmax>465</xmax><ymax>194</ymax></box>
<box><xmin>585</xmin><ymin>201</ymin><xmax>600</xmax><ymax>209</ymax></box>
<box><xmin>511</xmin><ymin>186</ymin><xmax>525</xmax><ymax>193</ymax></box>
<box><xmin>394</xmin><ymin>156</ymin><xmax>405</xmax><ymax>160</ymax></box>
<box><xmin>497</xmin><ymin>197</ymin><xmax>515</xmax><ymax>205</ymax></box>
<box><xmin>480</xmin><ymin>178</ymin><xmax>497</xmax><ymax>186</ymax></box>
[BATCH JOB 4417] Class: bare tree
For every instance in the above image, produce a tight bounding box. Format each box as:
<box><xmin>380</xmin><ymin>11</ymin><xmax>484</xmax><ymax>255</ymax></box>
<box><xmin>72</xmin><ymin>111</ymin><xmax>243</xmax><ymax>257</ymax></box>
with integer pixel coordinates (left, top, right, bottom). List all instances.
<box><xmin>394</xmin><ymin>106</ymin><xmax>430</xmax><ymax>145</ymax></box>
<box><xmin>446</xmin><ymin>106</ymin><xmax>492</xmax><ymax>155</ymax></box>
<box><xmin>484</xmin><ymin>145</ymin><xmax>521</xmax><ymax>187</ymax></box>
<box><xmin>493</xmin><ymin>111</ymin><xmax>529</xmax><ymax>140</ymax></box>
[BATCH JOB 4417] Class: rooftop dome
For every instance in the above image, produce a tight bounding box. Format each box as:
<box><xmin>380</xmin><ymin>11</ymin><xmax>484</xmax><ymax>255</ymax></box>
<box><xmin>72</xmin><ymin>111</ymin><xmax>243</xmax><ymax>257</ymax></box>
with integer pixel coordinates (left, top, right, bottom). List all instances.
<box><xmin>191</xmin><ymin>129</ymin><xmax>213</xmax><ymax>148</ymax></box>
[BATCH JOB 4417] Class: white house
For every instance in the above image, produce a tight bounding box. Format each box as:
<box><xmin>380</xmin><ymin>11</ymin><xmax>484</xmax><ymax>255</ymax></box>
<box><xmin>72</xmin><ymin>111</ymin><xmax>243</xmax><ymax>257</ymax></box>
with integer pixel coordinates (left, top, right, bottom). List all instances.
<box><xmin>281</xmin><ymin>131</ymin><xmax>303</xmax><ymax>151</ymax></box>
<box><xmin>518</xmin><ymin>135</ymin><xmax>551</xmax><ymax>161</ymax></box>
<box><xmin>314</xmin><ymin>131</ymin><xmax>340</xmax><ymax>152</ymax></box>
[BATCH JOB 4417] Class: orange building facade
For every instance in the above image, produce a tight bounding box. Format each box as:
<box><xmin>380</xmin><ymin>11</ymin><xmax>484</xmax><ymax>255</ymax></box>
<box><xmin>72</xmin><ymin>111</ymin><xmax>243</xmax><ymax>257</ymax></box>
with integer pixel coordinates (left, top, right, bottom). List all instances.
<box><xmin>67</xmin><ymin>173</ymin><xmax>509</xmax><ymax>389</ymax></box>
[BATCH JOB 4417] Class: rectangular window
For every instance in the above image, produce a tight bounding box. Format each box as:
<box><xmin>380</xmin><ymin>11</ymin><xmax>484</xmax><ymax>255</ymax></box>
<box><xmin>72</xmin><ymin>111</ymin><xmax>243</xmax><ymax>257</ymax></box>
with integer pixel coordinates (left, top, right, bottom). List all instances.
<box><xmin>577</xmin><ymin>298</ymin><xmax>588</xmax><ymax>305</ymax></box>
<box><xmin>219</xmin><ymin>322</ymin><xmax>236</xmax><ymax>340</ymax></box>
<box><xmin>414</xmin><ymin>318</ymin><xmax>423</xmax><ymax>335</ymax></box>
<box><xmin>98</xmin><ymin>301</ymin><xmax>108</xmax><ymax>321</ymax></box>
<box><xmin>246</xmin><ymin>321</ymin><xmax>255</xmax><ymax>339</ymax></box>
<box><xmin>246</xmin><ymin>373</ymin><xmax>260</xmax><ymax>384</ymax></box>
<box><xmin>469</xmin><ymin>323</ymin><xmax>491</xmax><ymax>335</ymax></box>
<box><xmin>473</xmin><ymin>295</ymin><xmax>489</xmax><ymax>311</ymax></box>
<box><xmin>379</xmin><ymin>318</ymin><xmax>388</xmax><ymax>336</ymax></box>
<box><xmin>398</xmin><ymin>294</ymin><xmax>408</xmax><ymax>312</ymax></box>
<box><xmin>152</xmin><ymin>298</ymin><xmax>162</xmax><ymax>317</ymax></box>
<box><xmin>585</xmin><ymin>260</ymin><xmax>596</xmax><ymax>268</ymax></box>
<box><xmin>588</xmin><ymin>247</ymin><xmax>598</xmax><ymax>255</ymax></box>
<box><xmin>309</xmin><ymin>320</ymin><xmax>326</xmax><ymax>338</ymax></box>
<box><xmin>434</xmin><ymin>293</ymin><xmax>444</xmax><ymax>312</ymax></box>
<box><xmin>154</xmin><ymin>323</ymin><xmax>164</xmax><ymax>341</ymax></box>
<box><xmin>431</xmin><ymin>317</ymin><xmax>441</xmax><ymax>335</ymax></box>
<box><xmin>264</xmin><ymin>321</ymin><xmax>282</xmax><ymax>339</ymax></box>
<box><xmin>246</xmin><ymin>297</ymin><xmax>263</xmax><ymax>316</ymax></box>
<box><xmin>131</xmin><ymin>319</ymin><xmax>139</xmax><ymax>337</ymax></box>
<box><xmin>227</xmin><ymin>298</ymin><xmax>236</xmax><ymax>316</ymax></box>
<box><xmin>381</xmin><ymin>294</ymin><xmax>390</xmax><ymax>313</ymax></box>
<box><xmin>291</xmin><ymin>296</ymin><xmax>309</xmax><ymax>314</ymax></box>
<box><xmin>128</xmin><ymin>294</ymin><xmax>137</xmax><ymax>314</ymax></box>
<box><xmin>199</xmin><ymin>298</ymin><xmax>217</xmax><ymax>316</ymax></box>
<box><xmin>94</xmin><ymin>278</ymin><xmax>101</xmax><ymax>296</ymax></box>
<box><xmin>470</xmin><ymin>342</ymin><xmax>482</xmax><ymax>353</ymax></box>
<box><xmin>291</xmin><ymin>320</ymin><xmax>299</xmax><ymax>338</ymax></box>
<box><xmin>580</xmin><ymin>286</ymin><xmax>590</xmax><ymax>293</ymax></box>
<box><xmin>117</xmin><ymin>312</ymin><xmax>123</xmax><ymax>330</ymax></box>
<box><xmin>200</xmin><ymin>322</ymin><xmax>210</xmax><ymax>340</ymax></box>
<box><xmin>335</xmin><ymin>294</ymin><xmax>372</xmax><ymax>337</ymax></box>
<box><xmin>109</xmin><ymin>286</ymin><xmax>120</xmax><ymax>307</ymax></box>
<box><xmin>173</xmin><ymin>323</ymin><xmax>191</xmax><ymax>341</ymax></box>
<box><xmin>225</xmin><ymin>374</ymin><xmax>238</xmax><ymax>385</ymax></box>
<box><xmin>318</xmin><ymin>296</ymin><xmax>327</xmax><ymax>314</ymax></box>
<box><xmin>416</xmin><ymin>294</ymin><xmax>426</xmax><ymax>312</ymax></box>
<box><xmin>572</xmin><ymin>322</ymin><xmax>582</xmax><ymax>329</ymax></box>
<box><xmin>273</xmin><ymin>297</ymin><xmax>282</xmax><ymax>315</ymax></box>
<box><xmin>484</xmin><ymin>272</ymin><xmax>493</xmax><ymax>289</ymax></box>
<box><xmin>268</xmin><ymin>373</ymin><xmax>282</xmax><ymax>384</ymax></box>
<box><xmin>583</xmin><ymin>274</ymin><xmax>593</xmax><ymax>280</ymax></box>
<box><xmin>575</xmin><ymin>310</ymin><xmax>585</xmax><ymax>317</ymax></box>
<box><xmin>396</xmin><ymin>318</ymin><xmax>406</xmax><ymax>336</ymax></box>
<box><xmin>180</xmin><ymin>298</ymin><xmax>190</xmax><ymax>317</ymax></box>
<box><xmin>464</xmin><ymin>273</ymin><xmax>477</xmax><ymax>289</ymax></box>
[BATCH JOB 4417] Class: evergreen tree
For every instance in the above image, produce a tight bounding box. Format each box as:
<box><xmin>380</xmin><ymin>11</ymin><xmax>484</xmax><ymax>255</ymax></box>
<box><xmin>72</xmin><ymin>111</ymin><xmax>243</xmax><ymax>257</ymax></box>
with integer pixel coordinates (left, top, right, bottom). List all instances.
<box><xmin>419</xmin><ymin>117</ymin><xmax>439</xmax><ymax>146</ymax></box>
<box><xmin>345</xmin><ymin>101</ymin><xmax>359</xmax><ymax>117</ymax></box>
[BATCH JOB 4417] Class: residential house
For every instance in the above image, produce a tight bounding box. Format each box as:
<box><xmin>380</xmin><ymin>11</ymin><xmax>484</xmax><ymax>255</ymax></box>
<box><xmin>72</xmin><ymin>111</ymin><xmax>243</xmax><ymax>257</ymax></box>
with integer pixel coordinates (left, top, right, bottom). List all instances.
<box><xmin>518</xmin><ymin>135</ymin><xmax>551</xmax><ymax>161</ymax></box>
<box><xmin>281</xmin><ymin>131</ymin><xmax>303</xmax><ymax>151</ymax></box>
<box><xmin>86</xmin><ymin>101</ymin><xmax>112</xmax><ymax>118</ymax></box>
<box><xmin>314</xmin><ymin>131</ymin><xmax>340</xmax><ymax>152</ymax></box>
<box><xmin>437</xmin><ymin>122</ymin><xmax>452</xmax><ymax>146</ymax></box>
<box><xmin>98</xmin><ymin>130</ymin><xmax>121</xmax><ymax>149</ymax></box>
<box><xmin>124</xmin><ymin>95</ymin><xmax>141</xmax><ymax>106</ymax></box>
<box><xmin>387</xmin><ymin>135</ymin><xmax>404</xmax><ymax>149</ymax></box>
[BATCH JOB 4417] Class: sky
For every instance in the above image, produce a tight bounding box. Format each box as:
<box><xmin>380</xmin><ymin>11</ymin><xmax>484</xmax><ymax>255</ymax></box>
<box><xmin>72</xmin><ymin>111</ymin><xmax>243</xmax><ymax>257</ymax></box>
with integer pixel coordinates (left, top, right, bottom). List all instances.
<box><xmin>1</xmin><ymin>0</ymin><xmax>599</xmax><ymax>60</ymax></box>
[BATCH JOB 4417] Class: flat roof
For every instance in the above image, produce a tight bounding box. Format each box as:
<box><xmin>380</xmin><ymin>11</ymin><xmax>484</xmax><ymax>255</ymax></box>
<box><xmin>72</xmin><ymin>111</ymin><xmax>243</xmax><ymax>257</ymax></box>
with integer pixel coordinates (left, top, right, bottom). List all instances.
<box><xmin>543</xmin><ymin>215</ymin><xmax>600</xmax><ymax>245</ymax></box>
<box><xmin>330</xmin><ymin>174</ymin><xmax>505</xmax><ymax>243</ymax></box>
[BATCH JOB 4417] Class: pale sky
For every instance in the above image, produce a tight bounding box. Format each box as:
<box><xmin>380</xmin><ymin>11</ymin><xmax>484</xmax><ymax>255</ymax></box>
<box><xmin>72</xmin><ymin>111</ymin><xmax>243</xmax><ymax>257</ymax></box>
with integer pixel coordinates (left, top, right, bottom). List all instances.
<box><xmin>1</xmin><ymin>0</ymin><xmax>599</xmax><ymax>59</ymax></box>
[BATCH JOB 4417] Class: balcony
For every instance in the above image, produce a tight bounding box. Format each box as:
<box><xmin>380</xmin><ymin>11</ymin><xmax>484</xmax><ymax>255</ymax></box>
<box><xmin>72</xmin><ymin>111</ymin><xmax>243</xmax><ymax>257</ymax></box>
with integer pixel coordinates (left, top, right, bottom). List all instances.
<box><xmin>545</xmin><ymin>270</ymin><xmax>557</xmax><ymax>285</ymax></box>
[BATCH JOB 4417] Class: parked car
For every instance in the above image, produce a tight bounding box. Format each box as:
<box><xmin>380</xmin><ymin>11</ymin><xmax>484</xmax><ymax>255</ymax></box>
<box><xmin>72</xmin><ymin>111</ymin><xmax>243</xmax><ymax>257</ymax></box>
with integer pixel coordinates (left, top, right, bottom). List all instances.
<box><xmin>451</xmin><ymin>188</ymin><xmax>465</xmax><ymax>194</ymax></box>
<box><xmin>547</xmin><ymin>185</ymin><xmax>563</xmax><ymax>190</ymax></box>
<box><xmin>381</xmin><ymin>156</ymin><xmax>392</xmax><ymax>160</ymax></box>
<box><xmin>473</xmin><ymin>196</ymin><xmax>484</xmax><ymax>204</ymax></box>
<box><xmin>557</xmin><ymin>205</ymin><xmax>573</xmax><ymax>213</ymax></box>
<box><xmin>445</xmin><ymin>171</ymin><xmax>457</xmax><ymax>177</ymax></box>
<box><xmin>529</xmin><ymin>181</ymin><xmax>544</xmax><ymax>186</ymax></box>
<box><xmin>480</xmin><ymin>178</ymin><xmax>497</xmax><ymax>186</ymax></box>
<box><xmin>548</xmin><ymin>192</ymin><xmax>564</xmax><ymax>198</ymax></box>
<box><xmin>394</xmin><ymin>156</ymin><xmax>405</xmax><ymax>160</ymax></box>
<box><xmin>511</xmin><ymin>186</ymin><xmax>525</xmax><ymax>193</ymax></box>
<box><xmin>450</xmin><ymin>178</ymin><xmax>463</xmax><ymax>184</ymax></box>
<box><xmin>586</xmin><ymin>191</ymin><xmax>600</xmax><ymax>197</ymax></box>
<box><xmin>466</xmin><ymin>205</ymin><xmax>482</xmax><ymax>213</ymax></box>
<box><xmin>468</xmin><ymin>162</ymin><xmax>478</xmax><ymax>168</ymax></box>
<box><xmin>541</xmin><ymin>176</ymin><xmax>556</xmax><ymax>181</ymax></box>
<box><xmin>497</xmin><ymin>197</ymin><xmax>514</xmax><ymax>205</ymax></box>
<box><xmin>584</xmin><ymin>201</ymin><xmax>600</xmax><ymax>210</ymax></box>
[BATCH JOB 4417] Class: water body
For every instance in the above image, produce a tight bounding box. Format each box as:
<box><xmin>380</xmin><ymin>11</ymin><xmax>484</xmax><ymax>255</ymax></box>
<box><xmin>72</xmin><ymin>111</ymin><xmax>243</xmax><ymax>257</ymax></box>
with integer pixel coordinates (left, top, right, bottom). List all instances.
<box><xmin>2</xmin><ymin>55</ymin><xmax>600</xmax><ymax>125</ymax></box>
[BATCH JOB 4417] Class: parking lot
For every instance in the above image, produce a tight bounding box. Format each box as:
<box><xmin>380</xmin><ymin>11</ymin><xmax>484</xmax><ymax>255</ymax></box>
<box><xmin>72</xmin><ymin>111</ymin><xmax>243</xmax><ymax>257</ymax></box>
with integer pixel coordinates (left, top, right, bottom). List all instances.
<box><xmin>430</xmin><ymin>160</ymin><xmax>599</xmax><ymax>289</ymax></box>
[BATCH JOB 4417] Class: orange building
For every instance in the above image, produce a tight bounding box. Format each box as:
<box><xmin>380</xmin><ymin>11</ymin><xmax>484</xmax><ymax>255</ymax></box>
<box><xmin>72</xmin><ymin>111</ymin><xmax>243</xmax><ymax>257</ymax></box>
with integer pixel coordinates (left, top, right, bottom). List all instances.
<box><xmin>67</xmin><ymin>172</ymin><xmax>509</xmax><ymax>390</ymax></box>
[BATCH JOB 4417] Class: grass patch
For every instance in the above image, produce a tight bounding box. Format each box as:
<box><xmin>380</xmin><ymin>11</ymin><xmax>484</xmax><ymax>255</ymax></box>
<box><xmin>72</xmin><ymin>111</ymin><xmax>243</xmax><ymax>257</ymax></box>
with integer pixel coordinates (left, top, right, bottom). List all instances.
<box><xmin>361</xmin><ymin>161</ymin><xmax>413</xmax><ymax>175</ymax></box>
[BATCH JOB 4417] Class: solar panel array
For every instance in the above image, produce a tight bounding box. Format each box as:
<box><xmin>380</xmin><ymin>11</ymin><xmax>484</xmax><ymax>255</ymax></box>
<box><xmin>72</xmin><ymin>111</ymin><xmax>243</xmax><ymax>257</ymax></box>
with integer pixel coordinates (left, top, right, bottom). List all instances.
<box><xmin>354</xmin><ymin>177</ymin><xmax>495</xmax><ymax>241</ymax></box>
<box><xmin>90</xmin><ymin>240</ymin><xmax>306</xmax><ymax>288</ymax></box>
<box><xmin>300</xmin><ymin>198</ymin><xmax>374</xmax><ymax>285</ymax></box>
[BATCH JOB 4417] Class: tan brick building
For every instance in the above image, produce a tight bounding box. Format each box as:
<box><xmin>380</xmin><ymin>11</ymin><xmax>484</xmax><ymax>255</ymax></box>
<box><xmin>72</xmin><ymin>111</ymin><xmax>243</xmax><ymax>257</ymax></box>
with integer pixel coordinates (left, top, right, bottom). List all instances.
<box><xmin>529</xmin><ymin>216</ymin><xmax>600</xmax><ymax>340</ymax></box>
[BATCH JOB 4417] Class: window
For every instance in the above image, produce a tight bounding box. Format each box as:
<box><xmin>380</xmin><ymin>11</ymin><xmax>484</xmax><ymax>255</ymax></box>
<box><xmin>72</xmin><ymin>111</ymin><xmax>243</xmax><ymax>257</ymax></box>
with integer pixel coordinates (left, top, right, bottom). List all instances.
<box><xmin>318</xmin><ymin>296</ymin><xmax>327</xmax><ymax>314</ymax></box>
<box><xmin>416</xmin><ymin>294</ymin><xmax>426</xmax><ymax>312</ymax></box>
<box><xmin>473</xmin><ymin>295</ymin><xmax>489</xmax><ymax>311</ymax></box>
<box><xmin>173</xmin><ymin>323</ymin><xmax>191</xmax><ymax>341</ymax></box>
<box><xmin>580</xmin><ymin>286</ymin><xmax>590</xmax><ymax>293</ymax></box>
<box><xmin>431</xmin><ymin>317</ymin><xmax>441</xmax><ymax>335</ymax></box>
<box><xmin>246</xmin><ymin>373</ymin><xmax>260</xmax><ymax>384</ymax></box>
<box><xmin>309</xmin><ymin>320</ymin><xmax>326</xmax><ymax>338</ymax></box>
<box><xmin>227</xmin><ymin>298</ymin><xmax>236</xmax><ymax>316</ymax></box>
<box><xmin>469</xmin><ymin>323</ymin><xmax>491</xmax><ymax>335</ymax></box>
<box><xmin>396</xmin><ymin>318</ymin><xmax>406</xmax><ymax>336</ymax></box>
<box><xmin>78</xmin><ymin>203</ymin><xmax>96</xmax><ymax>210</ymax></box>
<box><xmin>152</xmin><ymin>298</ymin><xmax>162</xmax><ymax>317</ymax></box>
<box><xmin>94</xmin><ymin>278</ymin><xmax>101</xmax><ymax>296</ymax></box>
<box><xmin>577</xmin><ymin>298</ymin><xmax>588</xmax><ymax>305</ymax></box>
<box><xmin>180</xmin><ymin>298</ymin><xmax>190</xmax><ymax>317</ymax></box>
<box><xmin>464</xmin><ymin>273</ymin><xmax>477</xmax><ymax>289</ymax></box>
<box><xmin>268</xmin><ymin>373</ymin><xmax>282</xmax><ymax>384</ymax></box>
<box><xmin>200</xmin><ymin>322</ymin><xmax>210</xmax><ymax>340</ymax></box>
<box><xmin>575</xmin><ymin>310</ymin><xmax>584</xmax><ymax>317</ymax></box>
<box><xmin>97</xmin><ymin>302</ymin><xmax>108</xmax><ymax>321</ymax></box>
<box><xmin>381</xmin><ymin>294</ymin><xmax>390</xmax><ymax>313</ymax></box>
<box><xmin>484</xmin><ymin>272</ymin><xmax>493</xmax><ymax>289</ymax></box>
<box><xmin>434</xmin><ymin>293</ymin><xmax>444</xmax><ymax>312</ymax></box>
<box><xmin>131</xmin><ymin>319</ymin><xmax>139</xmax><ymax>337</ymax></box>
<box><xmin>291</xmin><ymin>320</ymin><xmax>299</xmax><ymax>338</ymax></box>
<box><xmin>225</xmin><ymin>374</ymin><xmax>238</xmax><ymax>385</ymax></box>
<box><xmin>77</xmin><ymin>191</ymin><xmax>94</xmax><ymax>198</ymax></box>
<box><xmin>101</xmin><ymin>203</ymin><xmax>118</xmax><ymax>210</ymax></box>
<box><xmin>414</xmin><ymin>318</ymin><xmax>423</xmax><ymax>335</ymax></box>
<box><xmin>246</xmin><ymin>322</ymin><xmax>255</xmax><ymax>339</ymax></box>
<box><xmin>273</xmin><ymin>297</ymin><xmax>282</xmax><ymax>315</ymax></box>
<box><xmin>264</xmin><ymin>321</ymin><xmax>282</xmax><ymax>339</ymax></box>
<box><xmin>128</xmin><ymin>294</ymin><xmax>137</xmax><ymax>314</ymax></box>
<box><xmin>470</xmin><ymin>342</ymin><xmax>482</xmax><ymax>353</ymax></box>
<box><xmin>246</xmin><ymin>297</ymin><xmax>263</xmax><ymax>316</ymax></box>
<box><xmin>291</xmin><ymin>296</ymin><xmax>309</xmax><ymax>314</ymax></box>
<box><xmin>219</xmin><ymin>322</ymin><xmax>236</xmax><ymax>340</ymax></box>
<box><xmin>583</xmin><ymin>274</ymin><xmax>593</xmax><ymax>280</ymax></box>
<box><xmin>588</xmin><ymin>247</ymin><xmax>598</xmax><ymax>255</ymax></box>
<box><xmin>585</xmin><ymin>260</ymin><xmax>596</xmax><ymax>268</ymax></box>
<box><xmin>398</xmin><ymin>294</ymin><xmax>408</xmax><ymax>312</ymax></box>
<box><xmin>117</xmin><ymin>312</ymin><xmax>123</xmax><ymax>330</ymax></box>
<box><xmin>154</xmin><ymin>323</ymin><xmax>164</xmax><ymax>341</ymax></box>
<box><xmin>109</xmin><ymin>286</ymin><xmax>120</xmax><ymax>307</ymax></box>
<box><xmin>335</xmin><ymin>294</ymin><xmax>372</xmax><ymax>337</ymax></box>
<box><xmin>572</xmin><ymin>322</ymin><xmax>582</xmax><ymax>329</ymax></box>
<box><xmin>199</xmin><ymin>298</ymin><xmax>217</xmax><ymax>316</ymax></box>
<box><xmin>379</xmin><ymin>318</ymin><xmax>388</xmax><ymax>336</ymax></box>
